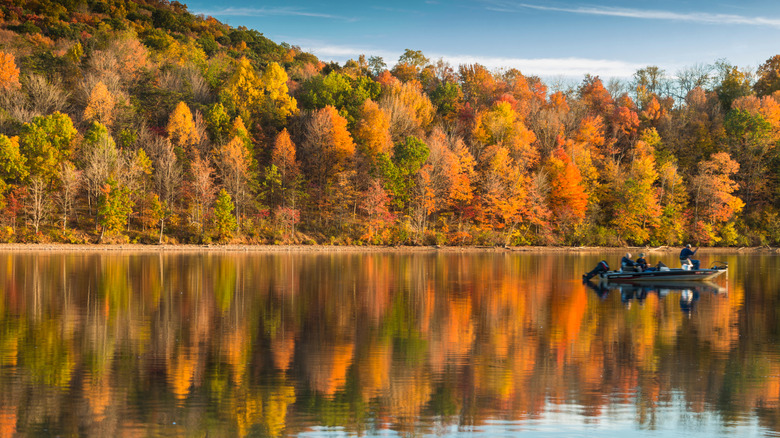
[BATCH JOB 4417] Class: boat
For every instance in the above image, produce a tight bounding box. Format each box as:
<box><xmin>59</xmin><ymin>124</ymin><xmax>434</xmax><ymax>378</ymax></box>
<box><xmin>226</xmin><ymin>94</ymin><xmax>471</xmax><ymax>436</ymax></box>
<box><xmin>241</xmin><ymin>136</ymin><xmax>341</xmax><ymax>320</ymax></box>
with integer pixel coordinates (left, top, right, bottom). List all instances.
<box><xmin>597</xmin><ymin>262</ymin><xmax>728</xmax><ymax>282</ymax></box>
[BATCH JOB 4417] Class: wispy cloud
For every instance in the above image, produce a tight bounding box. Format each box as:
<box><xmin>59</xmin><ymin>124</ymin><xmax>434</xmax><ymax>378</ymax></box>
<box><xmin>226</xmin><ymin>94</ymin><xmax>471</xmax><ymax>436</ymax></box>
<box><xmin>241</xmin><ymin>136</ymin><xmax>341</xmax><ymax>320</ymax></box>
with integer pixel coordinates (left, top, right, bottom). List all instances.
<box><xmin>484</xmin><ymin>1</ymin><xmax>780</xmax><ymax>28</ymax></box>
<box><xmin>437</xmin><ymin>54</ymin><xmax>644</xmax><ymax>77</ymax></box>
<box><xmin>298</xmin><ymin>42</ymin><xmax>644</xmax><ymax>77</ymax></box>
<box><xmin>194</xmin><ymin>7</ymin><xmax>355</xmax><ymax>21</ymax></box>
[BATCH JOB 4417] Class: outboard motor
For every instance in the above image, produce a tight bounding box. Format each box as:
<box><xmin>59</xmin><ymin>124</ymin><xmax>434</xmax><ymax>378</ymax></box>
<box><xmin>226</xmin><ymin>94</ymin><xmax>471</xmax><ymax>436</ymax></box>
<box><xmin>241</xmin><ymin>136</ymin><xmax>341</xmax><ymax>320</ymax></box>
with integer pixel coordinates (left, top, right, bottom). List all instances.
<box><xmin>583</xmin><ymin>260</ymin><xmax>610</xmax><ymax>281</ymax></box>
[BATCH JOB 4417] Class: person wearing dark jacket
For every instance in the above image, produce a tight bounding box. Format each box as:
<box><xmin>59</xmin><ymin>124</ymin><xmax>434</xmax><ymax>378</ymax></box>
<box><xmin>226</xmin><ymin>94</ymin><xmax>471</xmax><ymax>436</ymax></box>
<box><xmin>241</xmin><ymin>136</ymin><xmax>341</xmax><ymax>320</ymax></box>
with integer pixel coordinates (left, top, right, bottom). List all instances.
<box><xmin>679</xmin><ymin>244</ymin><xmax>700</xmax><ymax>269</ymax></box>
<box><xmin>621</xmin><ymin>253</ymin><xmax>637</xmax><ymax>271</ymax></box>
<box><xmin>636</xmin><ymin>253</ymin><xmax>649</xmax><ymax>271</ymax></box>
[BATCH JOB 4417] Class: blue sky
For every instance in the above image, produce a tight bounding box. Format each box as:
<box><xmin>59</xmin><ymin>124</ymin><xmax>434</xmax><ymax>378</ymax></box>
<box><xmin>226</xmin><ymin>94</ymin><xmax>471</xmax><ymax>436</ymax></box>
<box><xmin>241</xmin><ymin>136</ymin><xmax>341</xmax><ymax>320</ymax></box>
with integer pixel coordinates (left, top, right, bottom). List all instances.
<box><xmin>186</xmin><ymin>0</ymin><xmax>780</xmax><ymax>80</ymax></box>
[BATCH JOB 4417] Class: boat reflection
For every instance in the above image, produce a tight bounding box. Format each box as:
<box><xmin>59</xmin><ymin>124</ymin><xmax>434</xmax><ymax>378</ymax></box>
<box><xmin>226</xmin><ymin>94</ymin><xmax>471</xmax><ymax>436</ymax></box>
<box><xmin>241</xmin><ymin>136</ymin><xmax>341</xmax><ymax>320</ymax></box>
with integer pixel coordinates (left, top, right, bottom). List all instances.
<box><xmin>585</xmin><ymin>280</ymin><xmax>727</xmax><ymax>313</ymax></box>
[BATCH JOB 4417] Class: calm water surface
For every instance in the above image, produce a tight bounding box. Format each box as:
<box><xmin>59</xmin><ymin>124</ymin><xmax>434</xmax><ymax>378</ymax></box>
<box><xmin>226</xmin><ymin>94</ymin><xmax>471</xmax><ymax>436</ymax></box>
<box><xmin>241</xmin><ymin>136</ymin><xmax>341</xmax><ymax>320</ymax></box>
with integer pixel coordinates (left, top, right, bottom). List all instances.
<box><xmin>0</xmin><ymin>250</ymin><xmax>778</xmax><ymax>437</ymax></box>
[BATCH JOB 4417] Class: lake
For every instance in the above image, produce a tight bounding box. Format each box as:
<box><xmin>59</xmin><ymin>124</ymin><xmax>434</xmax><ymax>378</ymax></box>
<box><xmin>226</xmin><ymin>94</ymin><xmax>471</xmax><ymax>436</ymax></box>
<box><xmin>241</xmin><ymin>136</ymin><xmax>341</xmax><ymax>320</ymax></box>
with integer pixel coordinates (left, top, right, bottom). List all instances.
<box><xmin>0</xmin><ymin>249</ymin><xmax>777</xmax><ymax>437</ymax></box>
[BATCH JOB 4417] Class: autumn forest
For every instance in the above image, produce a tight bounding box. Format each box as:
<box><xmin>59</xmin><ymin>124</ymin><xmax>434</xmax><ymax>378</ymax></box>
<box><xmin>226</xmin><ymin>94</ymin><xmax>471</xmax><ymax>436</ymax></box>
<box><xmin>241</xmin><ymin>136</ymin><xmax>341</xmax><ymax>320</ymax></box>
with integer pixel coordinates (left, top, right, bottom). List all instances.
<box><xmin>1</xmin><ymin>0</ymin><xmax>780</xmax><ymax>246</ymax></box>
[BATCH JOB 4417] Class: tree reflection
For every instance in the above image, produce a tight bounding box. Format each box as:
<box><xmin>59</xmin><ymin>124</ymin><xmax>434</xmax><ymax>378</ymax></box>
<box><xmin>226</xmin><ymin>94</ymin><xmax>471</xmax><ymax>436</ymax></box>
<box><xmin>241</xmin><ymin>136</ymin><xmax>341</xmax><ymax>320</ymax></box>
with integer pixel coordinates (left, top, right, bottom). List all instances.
<box><xmin>0</xmin><ymin>251</ymin><xmax>776</xmax><ymax>436</ymax></box>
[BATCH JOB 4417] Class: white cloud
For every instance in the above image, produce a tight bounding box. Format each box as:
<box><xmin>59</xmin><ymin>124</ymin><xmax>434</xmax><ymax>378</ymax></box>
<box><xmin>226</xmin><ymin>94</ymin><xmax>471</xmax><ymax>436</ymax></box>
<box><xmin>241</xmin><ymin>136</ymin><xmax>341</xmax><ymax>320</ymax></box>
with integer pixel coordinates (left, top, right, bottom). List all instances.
<box><xmin>194</xmin><ymin>7</ymin><xmax>353</xmax><ymax>21</ymax></box>
<box><xmin>435</xmin><ymin>54</ymin><xmax>644</xmax><ymax>78</ymax></box>
<box><xmin>485</xmin><ymin>1</ymin><xmax>780</xmax><ymax>28</ymax></box>
<box><xmin>301</xmin><ymin>42</ymin><xmax>643</xmax><ymax>77</ymax></box>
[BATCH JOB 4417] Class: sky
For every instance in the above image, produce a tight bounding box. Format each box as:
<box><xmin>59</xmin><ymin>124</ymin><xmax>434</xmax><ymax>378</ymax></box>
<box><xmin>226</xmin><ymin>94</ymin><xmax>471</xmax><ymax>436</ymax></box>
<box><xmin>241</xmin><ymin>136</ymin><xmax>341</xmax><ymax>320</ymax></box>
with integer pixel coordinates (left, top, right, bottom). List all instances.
<box><xmin>184</xmin><ymin>0</ymin><xmax>780</xmax><ymax>81</ymax></box>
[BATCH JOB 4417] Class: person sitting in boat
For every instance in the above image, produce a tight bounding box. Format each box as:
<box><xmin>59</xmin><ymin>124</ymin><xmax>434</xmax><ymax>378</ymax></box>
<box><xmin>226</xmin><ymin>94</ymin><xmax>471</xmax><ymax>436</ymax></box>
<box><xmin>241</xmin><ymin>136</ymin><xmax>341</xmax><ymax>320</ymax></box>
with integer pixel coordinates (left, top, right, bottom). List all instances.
<box><xmin>679</xmin><ymin>244</ymin><xmax>700</xmax><ymax>269</ymax></box>
<box><xmin>636</xmin><ymin>253</ymin><xmax>649</xmax><ymax>271</ymax></box>
<box><xmin>621</xmin><ymin>253</ymin><xmax>638</xmax><ymax>271</ymax></box>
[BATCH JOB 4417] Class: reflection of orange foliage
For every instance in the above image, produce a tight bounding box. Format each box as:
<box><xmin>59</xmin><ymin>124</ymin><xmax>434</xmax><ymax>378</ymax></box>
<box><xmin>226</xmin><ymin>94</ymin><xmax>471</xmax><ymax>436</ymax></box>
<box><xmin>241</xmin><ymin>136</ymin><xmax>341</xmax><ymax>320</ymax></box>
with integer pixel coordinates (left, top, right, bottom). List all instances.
<box><xmin>308</xmin><ymin>342</ymin><xmax>354</xmax><ymax>395</ymax></box>
<box><xmin>223</xmin><ymin>327</ymin><xmax>248</xmax><ymax>385</ymax></box>
<box><xmin>549</xmin><ymin>284</ymin><xmax>587</xmax><ymax>352</ymax></box>
<box><xmin>631</xmin><ymin>293</ymin><xmax>659</xmax><ymax>369</ymax></box>
<box><xmin>271</xmin><ymin>334</ymin><xmax>295</xmax><ymax>371</ymax></box>
<box><xmin>0</xmin><ymin>407</ymin><xmax>16</xmax><ymax>438</ymax></box>
<box><xmin>384</xmin><ymin>366</ymin><xmax>432</xmax><ymax>422</ymax></box>
<box><xmin>358</xmin><ymin>341</ymin><xmax>392</xmax><ymax>400</ymax></box>
<box><xmin>83</xmin><ymin>374</ymin><xmax>110</xmax><ymax>422</ymax></box>
<box><xmin>696</xmin><ymin>284</ymin><xmax>743</xmax><ymax>352</ymax></box>
<box><xmin>169</xmin><ymin>349</ymin><xmax>197</xmax><ymax>401</ymax></box>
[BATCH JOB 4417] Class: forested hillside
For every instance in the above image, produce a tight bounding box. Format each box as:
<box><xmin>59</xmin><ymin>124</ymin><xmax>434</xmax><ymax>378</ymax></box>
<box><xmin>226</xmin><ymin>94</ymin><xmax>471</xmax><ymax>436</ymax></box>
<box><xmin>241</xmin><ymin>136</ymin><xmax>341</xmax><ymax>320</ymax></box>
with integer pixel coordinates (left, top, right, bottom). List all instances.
<box><xmin>1</xmin><ymin>0</ymin><xmax>779</xmax><ymax>246</ymax></box>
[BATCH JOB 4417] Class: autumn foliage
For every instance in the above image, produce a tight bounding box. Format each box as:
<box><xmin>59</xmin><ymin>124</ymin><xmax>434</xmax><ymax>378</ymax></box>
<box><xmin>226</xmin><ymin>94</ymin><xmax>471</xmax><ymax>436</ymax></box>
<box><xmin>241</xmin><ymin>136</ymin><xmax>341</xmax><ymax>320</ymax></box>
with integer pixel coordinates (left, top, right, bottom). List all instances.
<box><xmin>0</xmin><ymin>0</ymin><xmax>778</xmax><ymax>246</ymax></box>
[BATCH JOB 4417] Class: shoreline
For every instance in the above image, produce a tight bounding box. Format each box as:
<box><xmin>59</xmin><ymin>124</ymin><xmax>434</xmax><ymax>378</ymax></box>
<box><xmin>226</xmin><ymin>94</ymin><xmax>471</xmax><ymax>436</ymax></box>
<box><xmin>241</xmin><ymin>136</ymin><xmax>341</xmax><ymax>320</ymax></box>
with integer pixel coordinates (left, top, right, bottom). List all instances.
<box><xmin>0</xmin><ymin>243</ymin><xmax>774</xmax><ymax>253</ymax></box>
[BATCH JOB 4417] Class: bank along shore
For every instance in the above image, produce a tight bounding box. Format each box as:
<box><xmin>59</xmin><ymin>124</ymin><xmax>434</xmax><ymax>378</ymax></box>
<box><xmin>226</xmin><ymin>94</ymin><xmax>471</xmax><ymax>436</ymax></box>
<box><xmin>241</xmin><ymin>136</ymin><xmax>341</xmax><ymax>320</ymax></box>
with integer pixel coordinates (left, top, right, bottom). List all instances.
<box><xmin>0</xmin><ymin>243</ymin><xmax>776</xmax><ymax>253</ymax></box>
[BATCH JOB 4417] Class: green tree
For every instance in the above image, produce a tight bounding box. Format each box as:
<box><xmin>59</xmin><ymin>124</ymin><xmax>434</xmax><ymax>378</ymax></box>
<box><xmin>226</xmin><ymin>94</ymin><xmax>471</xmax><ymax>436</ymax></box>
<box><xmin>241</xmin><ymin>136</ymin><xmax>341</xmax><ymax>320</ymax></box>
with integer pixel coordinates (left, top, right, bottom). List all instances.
<box><xmin>298</xmin><ymin>72</ymin><xmax>380</xmax><ymax>125</ymax></box>
<box><xmin>97</xmin><ymin>178</ymin><xmax>134</xmax><ymax>241</ymax></box>
<box><xmin>19</xmin><ymin>112</ymin><xmax>77</xmax><ymax>183</ymax></box>
<box><xmin>213</xmin><ymin>189</ymin><xmax>237</xmax><ymax>242</ymax></box>
<box><xmin>377</xmin><ymin>136</ymin><xmax>429</xmax><ymax>211</ymax></box>
<box><xmin>0</xmin><ymin>134</ymin><xmax>29</xmax><ymax>184</ymax></box>
<box><xmin>715</xmin><ymin>62</ymin><xmax>753</xmax><ymax>111</ymax></box>
<box><xmin>724</xmin><ymin>108</ymin><xmax>773</xmax><ymax>209</ymax></box>
<box><xmin>206</xmin><ymin>102</ymin><xmax>232</xmax><ymax>144</ymax></box>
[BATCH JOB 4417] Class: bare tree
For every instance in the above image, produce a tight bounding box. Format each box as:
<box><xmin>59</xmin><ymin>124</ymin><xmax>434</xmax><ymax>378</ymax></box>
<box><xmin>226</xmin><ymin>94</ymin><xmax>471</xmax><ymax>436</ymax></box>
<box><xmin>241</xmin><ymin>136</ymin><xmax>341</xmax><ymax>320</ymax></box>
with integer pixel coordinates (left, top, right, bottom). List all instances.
<box><xmin>190</xmin><ymin>153</ymin><xmax>215</xmax><ymax>235</ymax></box>
<box><xmin>149</xmin><ymin>137</ymin><xmax>182</xmax><ymax>209</ymax></box>
<box><xmin>81</xmin><ymin>131</ymin><xmax>119</xmax><ymax>215</ymax></box>
<box><xmin>675</xmin><ymin>63</ymin><xmax>715</xmax><ymax>103</ymax></box>
<box><xmin>25</xmin><ymin>74</ymin><xmax>69</xmax><ymax>115</ymax></box>
<box><xmin>27</xmin><ymin>175</ymin><xmax>50</xmax><ymax>235</ymax></box>
<box><xmin>57</xmin><ymin>162</ymin><xmax>81</xmax><ymax>230</ymax></box>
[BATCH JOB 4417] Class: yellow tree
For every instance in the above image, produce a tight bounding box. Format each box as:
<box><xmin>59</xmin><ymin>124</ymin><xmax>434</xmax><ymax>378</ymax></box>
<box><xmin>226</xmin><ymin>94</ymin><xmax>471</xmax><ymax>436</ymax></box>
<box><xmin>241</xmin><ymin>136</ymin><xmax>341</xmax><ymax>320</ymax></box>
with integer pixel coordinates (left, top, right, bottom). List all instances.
<box><xmin>354</xmin><ymin>99</ymin><xmax>392</xmax><ymax>158</ymax></box>
<box><xmin>379</xmin><ymin>80</ymin><xmax>434</xmax><ymax>141</ymax></box>
<box><xmin>472</xmin><ymin>100</ymin><xmax>538</xmax><ymax>170</ymax></box>
<box><xmin>607</xmin><ymin>131</ymin><xmax>662</xmax><ymax>244</ymax></box>
<box><xmin>259</xmin><ymin>62</ymin><xmax>298</xmax><ymax>126</ymax></box>
<box><xmin>0</xmin><ymin>51</ymin><xmax>21</xmax><ymax>91</ymax></box>
<box><xmin>478</xmin><ymin>145</ymin><xmax>528</xmax><ymax>243</ymax></box>
<box><xmin>221</xmin><ymin>57</ymin><xmax>261</xmax><ymax>123</ymax></box>
<box><xmin>83</xmin><ymin>81</ymin><xmax>116</xmax><ymax>127</ymax></box>
<box><xmin>166</xmin><ymin>101</ymin><xmax>198</xmax><ymax>152</ymax></box>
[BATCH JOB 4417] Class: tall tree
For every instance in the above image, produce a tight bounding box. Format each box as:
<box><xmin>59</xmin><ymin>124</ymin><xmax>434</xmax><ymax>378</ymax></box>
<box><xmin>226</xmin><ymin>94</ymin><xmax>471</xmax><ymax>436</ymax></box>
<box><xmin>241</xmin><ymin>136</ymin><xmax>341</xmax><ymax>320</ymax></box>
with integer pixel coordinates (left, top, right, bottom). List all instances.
<box><xmin>57</xmin><ymin>162</ymin><xmax>81</xmax><ymax>230</ymax></box>
<box><xmin>215</xmin><ymin>135</ymin><xmax>255</xmax><ymax>225</ymax></box>
<box><xmin>167</xmin><ymin>101</ymin><xmax>198</xmax><ymax>153</ymax></box>
<box><xmin>299</xmin><ymin>105</ymin><xmax>356</xmax><ymax>191</ymax></box>
<box><xmin>546</xmin><ymin>145</ymin><xmax>588</xmax><ymax>236</ymax></box>
<box><xmin>26</xmin><ymin>175</ymin><xmax>50</xmax><ymax>235</ymax></box>
<box><xmin>213</xmin><ymin>189</ymin><xmax>237</xmax><ymax>242</ymax></box>
<box><xmin>269</xmin><ymin>128</ymin><xmax>301</xmax><ymax>209</ymax></box>
<box><xmin>19</xmin><ymin>112</ymin><xmax>77</xmax><ymax>184</ymax></box>
<box><xmin>259</xmin><ymin>62</ymin><xmax>298</xmax><ymax>126</ymax></box>
<box><xmin>354</xmin><ymin>99</ymin><xmax>392</xmax><ymax>158</ymax></box>
<box><xmin>83</xmin><ymin>81</ymin><xmax>116</xmax><ymax>127</ymax></box>
<box><xmin>606</xmin><ymin>130</ymin><xmax>662</xmax><ymax>244</ymax></box>
<box><xmin>690</xmin><ymin>152</ymin><xmax>744</xmax><ymax>243</ymax></box>
<box><xmin>97</xmin><ymin>178</ymin><xmax>134</xmax><ymax>241</ymax></box>
<box><xmin>755</xmin><ymin>55</ymin><xmax>780</xmax><ymax>97</ymax></box>
<box><xmin>190</xmin><ymin>153</ymin><xmax>215</xmax><ymax>236</ymax></box>
<box><xmin>0</xmin><ymin>51</ymin><xmax>21</xmax><ymax>91</ymax></box>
